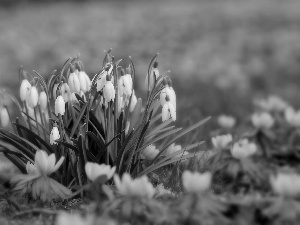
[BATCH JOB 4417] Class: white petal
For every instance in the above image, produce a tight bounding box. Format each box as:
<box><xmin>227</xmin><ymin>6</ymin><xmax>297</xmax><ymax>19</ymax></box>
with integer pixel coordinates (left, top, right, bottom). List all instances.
<box><xmin>35</xmin><ymin>151</ymin><xmax>49</xmax><ymax>175</ymax></box>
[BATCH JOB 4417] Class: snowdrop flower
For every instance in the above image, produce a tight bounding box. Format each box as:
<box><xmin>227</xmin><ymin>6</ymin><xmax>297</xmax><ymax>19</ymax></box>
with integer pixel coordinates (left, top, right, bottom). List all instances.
<box><xmin>251</xmin><ymin>112</ymin><xmax>274</xmax><ymax>129</ymax></box>
<box><xmin>164</xmin><ymin>143</ymin><xmax>187</xmax><ymax>159</ymax></box>
<box><xmin>270</xmin><ymin>172</ymin><xmax>300</xmax><ymax>197</ymax></box>
<box><xmin>182</xmin><ymin>171</ymin><xmax>212</xmax><ymax>193</ymax></box>
<box><xmin>20</xmin><ymin>79</ymin><xmax>31</xmax><ymax>102</ymax></box>
<box><xmin>10</xmin><ymin>150</ymin><xmax>71</xmax><ymax>202</ymax></box>
<box><xmin>55</xmin><ymin>94</ymin><xmax>65</xmax><ymax>116</ymax></box>
<box><xmin>211</xmin><ymin>134</ymin><xmax>232</xmax><ymax>150</ymax></box>
<box><xmin>68</xmin><ymin>71</ymin><xmax>81</xmax><ymax>93</ymax></box>
<box><xmin>129</xmin><ymin>90</ymin><xmax>137</xmax><ymax>113</ymax></box>
<box><xmin>114</xmin><ymin>173</ymin><xmax>155</xmax><ymax>198</ymax></box>
<box><xmin>285</xmin><ymin>107</ymin><xmax>300</xmax><ymax>127</ymax></box>
<box><xmin>146</xmin><ymin>61</ymin><xmax>160</xmax><ymax>91</ymax></box>
<box><xmin>118</xmin><ymin>69</ymin><xmax>133</xmax><ymax>97</ymax></box>
<box><xmin>56</xmin><ymin>212</ymin><xmax>95</xmax><ymax>225</ymax></box>
<box><xmin>50</xmin><ymin>124</ymin><xmax>60</xmax><ymax>145</ymax></box>
<box><xmin>160</xmin><ymin>78</ymin><xmax>176</xmax><ymax>110</ymax></box>
<box><xmin>254</xmin><ymin>96</ymin><xmax>289</xmax><ymax>112</ymax></box>
<box><xmin>0</xmin><ymin>107</ymin><xmax>9</xmax><ymax>127</ymax></box>
<box><xmin>78</xmin><ymin>71</ymin><xmax>91</xmax><ymax>93</ymax></box>
<box><xmin>217</xmin><ymin>115</ymin><xmax>236</xmax><ymax>129</ymax></box>
<box><xmin>26</xmin><ymin>86</ymin><xmax>39</xmax><ymax>109</ymax></box>
<box><xmin>162</xmin><ymin>95</ymin><xmax>176</xmax><ymax>122</ymax></box>
<box><xmin>85</xmin><ymin>162</ymin><xmax>116</xmax><ymax>182</ymax></box>
<box><xmin>96</xmin><ymin>63</ymin><xmax>113</xmax><ymax>92</ymax></box>
<box><xmin>231</xmin><ymin>139</ymin><xmax>257</xmax><ymax>159</ymax></box>
<box><xmin>103</xmin><ymin>75</ymin><xmax>115</xmax><ymax>107</ymax></box>
<box><xmin>53</xmin><ymin>83</ymin><xmax>71</xmax><ymax>102</ymax></box>
<box><xmin>38</xmin><ymin>91</ymin><xmax>47</xmax><ymax>111</ymax></box>
<box><xmin>142</xmin><ymin>145</ymin><xmax>159</xmax><ymax>160</ymax></box>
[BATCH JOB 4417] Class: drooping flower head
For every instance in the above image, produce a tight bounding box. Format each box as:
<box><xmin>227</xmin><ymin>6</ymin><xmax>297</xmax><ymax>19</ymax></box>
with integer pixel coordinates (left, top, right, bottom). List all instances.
<box><xmin>20</xmin><ymin>79</ymin><xmax>31</xmax><ymax>102</ymax></box>
<box><xmin>103</xmin><ymin>75</ymin><xmax>115</xmax><ymax>107</ymax></box>
<box><xmin>50</xmin><ymin>123</ymin><xmax>60</xmax><ymax>145</ymax></box>
<box><xmin>26</xmin><ymin>86</ymin><xmax>39</xmax><ymax>109</ymax></box>
<box><xmin>0</xmin><ymin>107</ymin><xmax>9</xmax><ymax>127</ymax></box>
<box><xmin>162</xmin><ymin>95</ymin><xmax>176</xmax><ymax>122</ymax></box>
<box><xmin>68</xmin><ymin>67</ymin><xmax>81</xmax><ymax>93</ymax></box>
<box><xmin>55</xmin><ymin>90</ymin><xmax>66</xmax><ymax>116</ymax></box>
<box><xmin>118</xmin><ymin>69</ymin><xmax>133</xmax><ymax>97</ymax></box>
<box><xmin>78</xmin><ymin>70</ymin><xmax>91</xmax><ymax>93</ymax></box>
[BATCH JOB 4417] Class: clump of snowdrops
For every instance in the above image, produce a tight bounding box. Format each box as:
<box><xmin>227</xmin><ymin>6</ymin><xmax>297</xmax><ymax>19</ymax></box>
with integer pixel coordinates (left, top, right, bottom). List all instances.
<box><xmin>0</xmin><ymin>51</ymin><xmax>209</xmax><ymax>203</ymax></box>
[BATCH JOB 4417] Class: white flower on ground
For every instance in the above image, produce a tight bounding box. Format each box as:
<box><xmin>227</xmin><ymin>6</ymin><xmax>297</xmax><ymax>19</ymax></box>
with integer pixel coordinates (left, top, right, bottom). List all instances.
<box><xmin>254</xmin><ymin>96</ymin><xmax>289</xmax><ymax>112</ymax></box>
<box><xmin>211</xmin><ymin>134</ymin><xmax>233</xmax><ymax>150</ymax></box>
<box><xmin>142</xmin><ymin>145</ymin><xmax>159</xmax><ymax>160</ymax></box>
<box><xmin>55</xmin><ymin>95</ymin><xmax>65</xmax><ymax>116</ymax></box>
<box><xmin>103</xmin><ymin>76</ymin><xmax>115</xmax><ymax>107</ymax></box>
<box><xmin>26</xmin><ymin>86</ymin><xmax>39</xmax><ymax>109</ymax></box>
<box><xmin>162</xmin><ymin>95</ymin><xmax>176</xmax><ymax>122</ymax></box>
<box><xmin>164</xmin><ymin>143</ymin><xmax>187</xmax><ymax>159</ymax></box>
<box><xmin>113</xmin><ymin>173</ymin><xmax>155</xmax><ymax>198</ymax></box>
<box><xmin>231</xmin><ymin>139</ymin><xmax>257</xmax><ymax>159</ymax></box>
<box><xmin>68</xmin><ymin>71</ymin><xmax>81</xmax><ymax>93</ymax></box>
<box><xmin>270</xmin><ymin>172</ymin><xmax>300</xmax><ymax>197</ymax></box>
<box><xmin>38</xmin><ymin>91</ymin><xmax>47</xmax><ymax>111</ymax></box>
<box><xmin>20</xmin><ymin>79</ymin><xmax>31</xmax><ymax>102</ymax></box>
<box><xmin>118</xmin><ymin>69</ymin><xmax>133</xmax><ymax>97</ymax></box>
<box><xmin>217</xmin><ymin>115</ymin><xmax>236</xmax><ymax>129</ymax></box>
<box><xmin>0</xmin><ymin>108</ymin><xmax>9</xmax><ymax>127</ymax></box>
<box><xmin>50</xmin><ymin>124</ymin><xmax>60</xmax><ymax>145</ymax></box>
<box><xmin>78</xmin><ymin>71</ymin><xmax>91</xmax><ymax>93</ymax></box>
<box><xmin>251</xmin><ymin>112</ymin><xmax>274</xmax><ymax>129</ymax></box>
<box><xmin>56</xmin><ymin>212</ymin><xmax>95</xmax><ymax>225</ymax></box>
<box><xmin>285</xmin><ymin>107</ymin><xmax>300</xmax><ymax>127</ymax></box>
<box><xmin>10</xmin><ymin>150</ymin><xmax>71</xmax><ymax>202</ymax></box>
<box><xmin>85</xmin><ymin>162</ymin><xmax>116</xmax><ymax>182</ymax></box>
<box><xmin>182</xmin><ymin>170</ymin><xmax>212</xmax><ymax>193</ymax></box>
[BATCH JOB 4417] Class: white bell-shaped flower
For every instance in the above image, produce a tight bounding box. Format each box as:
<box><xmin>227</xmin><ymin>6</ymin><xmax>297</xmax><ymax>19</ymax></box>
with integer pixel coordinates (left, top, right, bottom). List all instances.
<box><xmin>146</xmin><ymin>61</ymin><xmax>160</xmax><ymax>91</ymax></box>
<box><xmin>78</xmin><ymin>71</ymin><xmax>91</xmax><ymax>93</ymax></box>
<box><xmin>50</xmin><ymin>124</ymin><xmax>60</xmax><ymax>145</ymax></box>
<box><xmin>55</xmin><ymin>95</ymin><xmax>65</xmax><ymax>116</ymax></box>
<box><xmin>142</xmin><ymin>145</ymin><xmax>159</xmax><ymax>160</ymax></box>
<box><xmin>38</xmin><ymin>91</ymin><xmax>47</xmax><ymax>111</ymax></box>
<box><xmin>96</xmin><ymin>63</ymin><xmax>113</xmax><ymax>92</ymax></box>
<box><xmin>103</xmin><ymin>75</ymin><xmax>115</xmax><ymax>107</ymax></box>
<box><xmin>160</xmin><ymin>78</ymin><xmax>176</xmax><ymax>110</ymax></box>
<box><xmin>0</xmin><ymin>108</ymin><xmax>9</xmax><ymax>127</ymax></box>
<box><xmin>114</xmin><ymin>173</ymin><xmax>155</xmax><ymax>198</ymax></box>
<box><xmin>231</xmin><ymin>139</ymin><xmax>257</xmax><ymax>159</ymax></box>
<box><xmin>162</xmin><ymin>95</ymin><xmax>176</xmax><ymax>122</ymax></box>
<box><xmin>118</xmin><ymin>70</ymin><xmax>133</xmax><ymax>97</ymax></box>
<box><xmin>68</xmin><ymin>71</ymin><xmax>81</xmax><ymax>93</ymax></box>
<box><xmin>182</xmin><ymin>171</ymin><xmax>212</xmax><ymax>193</ymax></box>
<box><xmin>85</xmin><ymin>162</ymin><xmax>116</xmax><ymax>182</ymax></box>
<box><xmin>129</xmin><ymin>90</ymin><xmax>137</xmax><ymax>113</ymax></box>
<box><xmin>26</xmin><ymin>86</ymin><xmax>39</xmax><ymax>109</ymax></box>
<box><xmin>20</xmin><ymin>79</ymin><xmax>31</xmax><ymax>102</ymax></box>
<box><xmin>211</xmin><ymin>134</ymin><xmax>233</xmax><ymax>150</ymax></box>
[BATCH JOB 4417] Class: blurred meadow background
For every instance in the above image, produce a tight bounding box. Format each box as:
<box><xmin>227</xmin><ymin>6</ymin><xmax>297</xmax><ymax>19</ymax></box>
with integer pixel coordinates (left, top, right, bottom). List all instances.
<box><xmin>1</xmin><ymin>0</ymin><xmax>300</xmax><ymax>130</ymax></box>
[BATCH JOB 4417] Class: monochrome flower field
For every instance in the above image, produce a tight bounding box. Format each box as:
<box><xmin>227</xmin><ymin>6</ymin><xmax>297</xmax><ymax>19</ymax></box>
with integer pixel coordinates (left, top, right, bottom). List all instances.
<box><xmin>1</xmin><ymin>48</ymin><xmax>300</xmax><ymax>225</ymax></box>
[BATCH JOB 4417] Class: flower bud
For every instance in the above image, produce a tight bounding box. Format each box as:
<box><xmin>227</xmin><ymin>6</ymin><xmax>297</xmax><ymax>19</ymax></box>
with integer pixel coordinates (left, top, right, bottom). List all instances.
<box><xmin>27</xmin><ymin>86</ymin><xmax>39</xmax><ymax>108</ymax></box>
<box><xmin>50</xmin><ymin>124</ymin><xmax>60</xmax><ymax>145</ymax></box>
<box><xmin>68</xmin><ymin>71</ymin><xmax>81</xmax><ymax>93</ymax></box>
<box><xmin>0</xmin><ymin>108</ymin><xmax>9</xmax><ymax>127</ymax></box>
<box><xmin>55</xmin><ymin>95</ymin><xmax>65</xmax><ymax>116</ymax></box>
<box><xmin>20</xmin><ymin>79</ymin><xmax>31</xmax><ymax>102</ymax></box>
<box><xmin>38</xmin><ymin>91</ymin><xmax>47</xmax><ymax>111</ymax></box>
